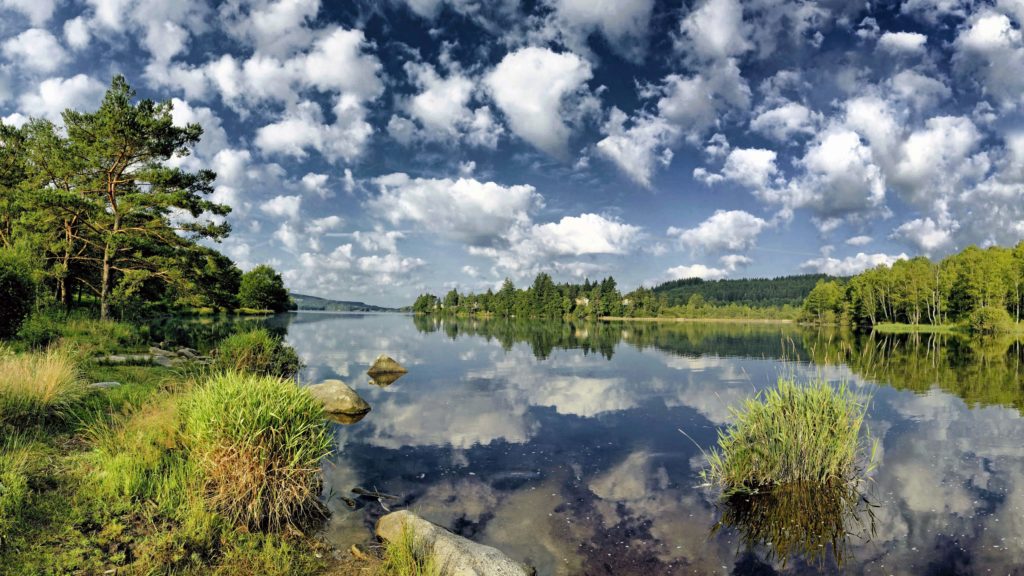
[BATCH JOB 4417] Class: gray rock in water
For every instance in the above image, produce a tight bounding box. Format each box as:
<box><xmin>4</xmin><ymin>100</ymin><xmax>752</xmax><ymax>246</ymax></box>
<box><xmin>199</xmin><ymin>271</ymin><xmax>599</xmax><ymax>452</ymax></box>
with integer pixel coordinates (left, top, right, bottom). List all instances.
<box><xmin>305</xmin><ymin>379</ymin><xmax>370</xmax><ymax>416</ymax></box>
<box><xmin>367</xmin><ymin>354</ymin><xmax>408</xmax><ymax>375</ymax></box>
<box><xmin>89</xmin><ymin>381</ymin><xmax>121</xmax><ymax>389</ymax></box>
<box><xmin>99</xmin><ymin>354</ymin><xmax>153</xmax><ymax>365</ymax></box>
<box><xmin>177</xmin><ymin>347</ymin><xmax>199</xmax><ymax>359</ymax></box>
<box><xmin>376</xmin><ymin>510</ymin><xmax>535</xmax><ymax>576</ymax></box>
<box><xmin>149</xmin><ymin>346</ymin><xmax>175</xmax><ymax>357</ymax></box>
<box><xmin>153</xmin><ymin>355</ymin><xmax>174</xmax><ymax>368</ymax></box>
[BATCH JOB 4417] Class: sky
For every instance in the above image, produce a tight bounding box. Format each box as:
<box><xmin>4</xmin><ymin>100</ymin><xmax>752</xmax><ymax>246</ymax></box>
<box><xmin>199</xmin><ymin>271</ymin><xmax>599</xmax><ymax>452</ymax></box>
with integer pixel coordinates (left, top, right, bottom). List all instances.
<box><xmin>1</xmin><ymin>0</ymin><xmax>1024</xmax><ymax>306</ymax></box>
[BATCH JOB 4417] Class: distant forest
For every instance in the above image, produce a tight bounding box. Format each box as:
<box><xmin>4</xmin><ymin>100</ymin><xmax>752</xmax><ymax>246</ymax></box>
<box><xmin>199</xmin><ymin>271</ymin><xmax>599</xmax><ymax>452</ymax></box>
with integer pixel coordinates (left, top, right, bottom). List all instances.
<box><xmin>653</xmin><ymin>274</ymin><xmax>839</xmax><ymax>308</ymax></box>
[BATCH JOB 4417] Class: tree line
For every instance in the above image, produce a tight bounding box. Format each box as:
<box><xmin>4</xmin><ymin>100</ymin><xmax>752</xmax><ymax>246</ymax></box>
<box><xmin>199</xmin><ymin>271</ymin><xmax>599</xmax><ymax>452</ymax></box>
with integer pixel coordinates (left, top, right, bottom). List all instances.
<box><xmin>653</xmin><ymin>274</ymin><xmax>835</xmax><ymax>307</ymax></box>
<box><xmin>0</xmin><ymin>76</ymin><xmax>291</xmax><ymax>333</ymax></box>
<box><xmin>801</xmin><ymin>243</ymin><xmax>1024</xmax><ymax>333</ymax></box>
<box><xmin>412</xmin><ymin>273</ymin><xmax>663</xmax><ymax>319</ymax></box>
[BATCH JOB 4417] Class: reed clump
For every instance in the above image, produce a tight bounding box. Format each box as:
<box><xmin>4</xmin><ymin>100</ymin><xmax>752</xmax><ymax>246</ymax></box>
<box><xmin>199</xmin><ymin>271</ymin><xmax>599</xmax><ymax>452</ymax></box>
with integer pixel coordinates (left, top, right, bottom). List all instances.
<box><xmin>703</xmin><ymin>378</ymin><xmax>874</xmax><ymax>495</ymax></box>
<box><xmin>182</xmin><ymin>372</ymin><xmax>331</xmax><ymax>531</ymax></box>
<box><xmin>213</xmin><ymin>329</ymin><xmax>301</xmax><ymax>378</ymax></box>
<box><xmin>376</xmin><ymin>524</ymin><xmax>440</xmax><ymax>576</ymax></box>
<box><xmin>0</xmin><ymin>347</ymin><xmax>86</xmax><ymax>425</ymax></box>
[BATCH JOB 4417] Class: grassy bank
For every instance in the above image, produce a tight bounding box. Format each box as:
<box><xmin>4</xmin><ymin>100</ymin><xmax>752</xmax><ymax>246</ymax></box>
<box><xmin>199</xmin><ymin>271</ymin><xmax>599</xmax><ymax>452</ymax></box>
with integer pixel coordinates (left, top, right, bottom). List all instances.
<box><xmin>871</xmin><ymin>322</ymin><xmax>964</xmax><ymax>335</ymax></box>
<box><xmin>0</xmin><ymin>318</ymin><xmax>391</xmax><ymax>575</ymax></box>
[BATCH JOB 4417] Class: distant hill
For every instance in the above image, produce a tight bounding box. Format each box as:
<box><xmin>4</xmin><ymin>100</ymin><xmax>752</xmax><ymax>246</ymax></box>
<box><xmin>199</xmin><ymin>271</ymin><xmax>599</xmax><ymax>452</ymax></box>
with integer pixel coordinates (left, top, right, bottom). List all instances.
<box><xmin>652</xmin><ymin>274</ymin><xmax>841</xmax><ymax>308</ymax></box>
<box><xmin>289</xmin><ymin>293</ymin><xmax>400</xmax><ymax>312</ymax></box>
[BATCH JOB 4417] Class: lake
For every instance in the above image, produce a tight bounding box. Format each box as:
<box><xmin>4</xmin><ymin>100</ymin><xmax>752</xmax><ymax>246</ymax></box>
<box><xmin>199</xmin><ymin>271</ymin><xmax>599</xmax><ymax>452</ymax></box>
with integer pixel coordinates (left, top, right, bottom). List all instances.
<box><xmin>260</xmin><ymin>312</ymin><xmax>1024</xmax><ymax>574</ymax></box>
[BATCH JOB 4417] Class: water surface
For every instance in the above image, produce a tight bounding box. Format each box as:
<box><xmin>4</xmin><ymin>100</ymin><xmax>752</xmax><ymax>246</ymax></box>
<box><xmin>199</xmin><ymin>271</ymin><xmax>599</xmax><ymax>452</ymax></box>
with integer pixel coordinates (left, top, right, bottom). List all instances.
<box><xmin>270</xmin><ymin>313</ymin><xmax>1024</xmax><ymax>575</ymax></box>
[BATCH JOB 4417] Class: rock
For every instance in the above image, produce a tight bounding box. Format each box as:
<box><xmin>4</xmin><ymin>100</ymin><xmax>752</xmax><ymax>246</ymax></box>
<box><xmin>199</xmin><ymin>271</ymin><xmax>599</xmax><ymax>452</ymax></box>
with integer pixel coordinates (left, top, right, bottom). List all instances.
<box><xmin>306</xmin><ymin>380</ymin><xmax>370</xmax><ymax>416</ymax></box>
<box><xmin>325</xmin><ymin>411</ymin><xmax>368</xmax><ymax>425</ymax></box>
<box><xmin>176</xmin><ymin>347</ymin><xmax>199</xmax><ymax>359</ymax></box>
<box><xmin>98</xmin><ymin>354</ymin><xmax>153</xmax><ymax>365</ymax></box>
<box><xmin>376</xmin><ymin>511</ymin><xmax>534</xmax><ymax>576</ymax></box>
<box><xmin>89</xmin><ymin>381</ymin><xmax>121</xmax><ymax>389</ymax></box>
<box><xmin>367</xmin><ymin>354</ymin><xmax>407</xmax><ymax>375</ymax></box>
<box><xmin>153</xmin><ymin>355</ymin><xmax>174</xmax><ymax>368</ymax></box>
<box><xmin>149</xmin><ymin>346</ymin><xmax>175</xmax><ymax>357</ymax></box>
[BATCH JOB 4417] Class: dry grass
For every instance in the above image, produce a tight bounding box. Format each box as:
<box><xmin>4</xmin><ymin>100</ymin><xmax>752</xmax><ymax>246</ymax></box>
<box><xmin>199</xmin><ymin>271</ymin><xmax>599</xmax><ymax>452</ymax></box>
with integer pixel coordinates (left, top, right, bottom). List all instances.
<box><xmin>0</xmin><ymin>347</ymin><xmax>86</xmax><ymax>425</ymax></box>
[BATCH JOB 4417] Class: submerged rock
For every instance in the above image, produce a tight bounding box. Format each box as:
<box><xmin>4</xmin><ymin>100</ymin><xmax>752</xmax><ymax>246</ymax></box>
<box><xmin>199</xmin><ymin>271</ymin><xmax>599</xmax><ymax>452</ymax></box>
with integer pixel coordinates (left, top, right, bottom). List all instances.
<box><xmin>376</xmin><ymin>510</ymin><xmax>535</xmax><ymax>576</ymax></box>
<box><xmin>149</xmin><ymin>346</ymin><xmax>175</xmax><ymax>357</ymax></box>
<box><xmin>325</xmin><ymin>411</ymin><xmax>368</xmax><ymax>425</ymax></box>
<box><xmin>306</xmin><ymin>379</ymin><xmax>371</xmax><ymax>416</ymax></box>
<box><xmin>367</xmin><ymin>354</ymin><xmax>408</xmax><ymax>375</ymax></box>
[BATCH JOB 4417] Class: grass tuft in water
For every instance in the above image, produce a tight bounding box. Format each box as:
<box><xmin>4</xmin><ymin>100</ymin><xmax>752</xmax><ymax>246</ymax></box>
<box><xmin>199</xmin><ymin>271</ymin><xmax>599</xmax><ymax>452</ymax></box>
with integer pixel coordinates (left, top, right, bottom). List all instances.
<box><xmin>213</xmin><ymin>329</ymin><xmax>301</xmax><ymax>378</ymax></box>
<box><xmin>376</xmin><ymin>524</ymin><xmax>439</xmax><ymax>576</ymax></box>
<box><xmin>0</xmin><ymin>347</ymin><xmax>87</xmax><ymax>425</ymax></box>
<box><xmin>703</xmin><ymin>378</ymin><xmax>875</xmax><ymax>495</ymax></box>
<box><xmin>182</xmin><ymin>372</ymin><xmax>332</xmax><ymax>531</ymax></box>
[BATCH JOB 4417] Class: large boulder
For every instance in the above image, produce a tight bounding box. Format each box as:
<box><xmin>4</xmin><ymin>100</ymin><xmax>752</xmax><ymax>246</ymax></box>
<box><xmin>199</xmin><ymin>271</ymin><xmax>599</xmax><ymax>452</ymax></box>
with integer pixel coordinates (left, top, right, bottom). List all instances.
<box><xmin>376</xmin><ymin>510</ymin><xmax>534</xmax><ymax>576</ymax></box>
<box><xmin>305</xmin><ymin>379</ymin><xmax>370</xmax><ymax>416</ymax></box>
<box><xmin>367</xmin><ymin>354</ymin><xmax>407</xmax><ymax>375</ymax></box>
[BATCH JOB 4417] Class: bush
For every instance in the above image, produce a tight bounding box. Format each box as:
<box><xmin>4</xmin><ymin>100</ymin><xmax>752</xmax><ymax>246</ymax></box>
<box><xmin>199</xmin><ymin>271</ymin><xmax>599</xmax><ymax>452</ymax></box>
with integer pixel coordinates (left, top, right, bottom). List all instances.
<box><xmin>968</xmin><ymin>305</ymin><xmax>1014</xmax><ymax>335</ymax></box>
<box><xmin>182</xmin><ymin>372</ymin><xmax>331</xmax><ymax>531</ymax></box>
<box><xmin>14</xmin><ymin>313</ymin><xmax>62</xmax><ymax>350</ymax></box>
<box><xmin>0</xmin><ymin>348</ymin><xmax>86</xmax><ymax>425</ymax></box>
<box><xmin>0</xmin><ymin>251</ymin><xmax>36</xmax><ymax>340</ymax></box>
<box><xmin>703</xmin><ymin>378</ymin><xmax>874</xmax><ymax>494</ymax></box>
<box><xmin>214</xmin><ymin>329</ymin><xmax>300</xmax><ymax>378</ymax></box>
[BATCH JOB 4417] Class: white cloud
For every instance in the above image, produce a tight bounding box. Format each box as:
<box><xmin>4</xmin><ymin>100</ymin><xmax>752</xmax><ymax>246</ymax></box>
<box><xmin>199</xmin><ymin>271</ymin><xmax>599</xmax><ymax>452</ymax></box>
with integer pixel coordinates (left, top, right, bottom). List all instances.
<box><xmin>2</xmin><ymin>28</ymin><xmax>68</xmax><ymax>73</ymax></box>
<box><xmin>17</xmin><ymin>74</ymin><xmax>105</xmax><ymax>124</ymax></box>
<box><xmin>892</xmin><ymin>115</ymin><xmax>985</xmax><ymax>210</ymax></box>
<box><xmin>260</xmin><ymin>194</ymin><xmax>302</xmax><ymax>220</ymax></box>
<box><xmin>750</xmin><ymin>101</ymin><xmax>818</xmax><ymax>141</ymax></box>
<box><xmin>792</xmin><ymin>128</ymin><xmax>887</xmax><ymax>216</ymax></box>
<box><xmin>668</xmin><ymin>209</ymin><xmax>768</xmax><ymax>253</ymax></box>
<box><xmin>877</xmin><ymin>31</ymin><xmax>928</xmax><ymax>54</ymax></box>
<box><xmin>888</xmin><ymin>70</ymin><xmax>951</xmax><ymax>112</ymax></box>
<box><xmin>845</xmin><ymin>235</ymin><xmax>873</xmax><ymax>246</ymax></box>
<box><xmin>485</xmin><ymin>47</ymin><xmax>592</xmax><ymax>159</ymax></box>
<box><xmin>953</xmin><ymin>11</ymin><xmax>1024</xmax><ymax>109</ymax></box>
<box><xmin>254</xmin><ymin>98</ymin><xmax>373</xmax><ymax>162</ymax></box>
<box><xmin>528</xmin><ymin>213</ymin><xmax>641</xmax><ymax>256</ymax></box>
<box><xmin>721</xmin><ymin>148</ymin><xmax>778</xmax><ymax>189</ymax></box>
<box><xmin>801</xmin><ymin>252</ymin><xmax>909</xmax><ymax>275</ymax></box>
<box><xmin>368</xmin><ymin>173</ymin><xmax>541</xmax><ymax>246</ymax></box>
<box><xmin>391</xmin><ymin>62</ymin><xmax>503</xmax><ymax>148</ymax></box>
<box><xmin>891</xmin><ymin>217</ymin><xmax>955</xmax><ymax>254</ymax></box>
<box><xmin>218</xmin><ymin>0</ymin><xmax>320</xmax><ymax>56</ymax></box>
<box><xmin>63</xmin><ymin>17</ymin><xmax>92</xmax><ymax>50</ymax></box>
<box><xmin>678</xmin><ymin>0</ymin><xmax>749</xmax><ymax>60</ymax></box>
<box><xmin>1</xmin><ymin>0</ymin><xmax>58</xmax><ymax>26</ymax></box>
<box><xmin>664</xmin><ymin>253</ymin><xmax>750</xmax><ymax>281</ymax></box>
<box><xmin>545</xmin><ymin>0</ymin><xmax>655</xmax><ymax>62</ymax></box>
<box><xmin>596</xmin><ymin>108</ymin><xmax>678</xmax><ymax>187</ymax></box>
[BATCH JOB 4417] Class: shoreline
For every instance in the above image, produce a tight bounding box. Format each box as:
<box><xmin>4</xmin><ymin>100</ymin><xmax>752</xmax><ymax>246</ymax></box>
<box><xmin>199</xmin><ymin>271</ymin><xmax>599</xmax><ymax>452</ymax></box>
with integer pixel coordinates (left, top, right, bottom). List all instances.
<box><xmin>600</xmin><ymin>316</ymin><xmax>796</xmax><ymax>324</ymax></box>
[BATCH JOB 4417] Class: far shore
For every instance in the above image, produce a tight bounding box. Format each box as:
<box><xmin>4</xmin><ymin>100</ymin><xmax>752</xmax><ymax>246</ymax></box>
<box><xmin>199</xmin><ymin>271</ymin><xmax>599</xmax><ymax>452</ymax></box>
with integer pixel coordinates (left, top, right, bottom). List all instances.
<box><xmin>600</xmin><ymin>316</ymin><xmax>796</xmax><ymax>324</ymax></box>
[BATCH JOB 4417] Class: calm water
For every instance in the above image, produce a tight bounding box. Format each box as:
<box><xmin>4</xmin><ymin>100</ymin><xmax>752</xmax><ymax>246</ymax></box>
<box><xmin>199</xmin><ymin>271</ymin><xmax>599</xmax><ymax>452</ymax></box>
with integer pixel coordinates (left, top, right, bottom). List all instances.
<box><xmin>263</xmin><ymin>312</ymin><xmax>1024</xmax><ymax>575</ymax></box>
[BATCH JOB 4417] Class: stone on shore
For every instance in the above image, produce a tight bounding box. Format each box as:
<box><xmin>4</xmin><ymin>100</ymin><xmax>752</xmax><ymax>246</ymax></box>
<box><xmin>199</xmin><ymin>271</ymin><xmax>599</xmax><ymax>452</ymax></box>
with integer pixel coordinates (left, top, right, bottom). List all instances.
<box><xmin>89</xmin><ymin>381</ymin><xmax>121</xmax><ymax>389</ymax></box>
<box><xmin>367</xmin><ymin>354</ymin><xmax>407</xmax><ymax>375</ymax></box>
<box><xmin>149</xmin><ymin>346</ymin><xmax>175</xmax><ymax>357</ymax></box>
<box><xmin>375</xmin><ymin>510</ymin><xmax>535</xmax><ymax>576</ymax></box>
<box><xmin>306</xmin><ymin>379</ymin><xmax>370</xmax><ymax>416</ymax></box>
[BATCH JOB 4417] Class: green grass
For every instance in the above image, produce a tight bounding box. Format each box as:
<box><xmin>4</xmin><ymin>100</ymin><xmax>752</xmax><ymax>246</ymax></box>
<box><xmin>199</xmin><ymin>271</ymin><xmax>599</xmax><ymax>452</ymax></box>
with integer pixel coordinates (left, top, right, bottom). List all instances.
<box><xmin>182</xmin><ymin>372</ymin><xmax>332</xmax><ymax>531</ymax></box>
<box><xmin>703</xmin><ymin>378</ymin><xmax>875</xmax><ymax>494</ymax></box>
<box><xmin>213</xmin><ymin>328</ymin><xmax>301</xmax><ymax>378</ymax></box>
<box><xmin>377</xmin><ymin>524</ymin><xmax>439</xmax><ymax>576</ymax></box>
<box><xmin>872</xmin><ymin>322</ymin><xmax>963</xmax><ymax>335</ymax></box>
<box><xmin>0</xmin><ymin>435</ymin><xmax>47</xmax><ymax>548</ymax></box>
<box><xmin>0</xmin><ymin>347</ymin><xmax>87</xmax><ymax>425</ymax></box>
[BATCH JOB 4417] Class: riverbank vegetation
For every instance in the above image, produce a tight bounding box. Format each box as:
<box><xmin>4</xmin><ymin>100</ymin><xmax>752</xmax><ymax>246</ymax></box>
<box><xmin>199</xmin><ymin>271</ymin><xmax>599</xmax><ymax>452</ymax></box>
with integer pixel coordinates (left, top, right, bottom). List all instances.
<box><xmin>801</xmin><ymin>243</ymin><xmax>1024</xmax><ymax>334</ymax></box>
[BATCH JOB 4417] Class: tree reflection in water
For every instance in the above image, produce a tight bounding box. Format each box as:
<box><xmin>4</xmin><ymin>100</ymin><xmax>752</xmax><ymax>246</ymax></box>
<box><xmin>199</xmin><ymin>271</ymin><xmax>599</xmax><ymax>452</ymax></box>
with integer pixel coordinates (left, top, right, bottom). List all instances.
<box><xmin>712</xmin><ymin>481</ymin><xmax>876</xmax><ymax>569</ymax></box>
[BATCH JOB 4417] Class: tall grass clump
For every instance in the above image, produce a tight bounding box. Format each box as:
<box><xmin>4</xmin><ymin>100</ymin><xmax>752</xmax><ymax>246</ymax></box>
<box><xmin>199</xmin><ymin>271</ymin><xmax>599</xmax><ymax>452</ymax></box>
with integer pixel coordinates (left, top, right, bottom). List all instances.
<box><xmin>182</xmin><ymin>372</ymin><xmax>331</xmax><ymax>531</ymax></box>
<box><xmin>377</xmin><ymin>524</ymin><xmax>440</xmax><ymax>576</ymax></box>
<box><xmin>0</xmin><ymin>435</ymin><xmax>44</xmax><ymax>547</ymax></box>
<box><xmin>0</xmin><ymin>348</ymin><xmax>86</xmax><ymax>425</ymax></box>
<box><xmin>213</xmin><ymin>329</ymin><xmax>300</xmax><ymax>378</ymax></box>
<box><xmin>703</xmin><ymin>378</ymin><xmax>874</xmax><ymax>495</ymax></box>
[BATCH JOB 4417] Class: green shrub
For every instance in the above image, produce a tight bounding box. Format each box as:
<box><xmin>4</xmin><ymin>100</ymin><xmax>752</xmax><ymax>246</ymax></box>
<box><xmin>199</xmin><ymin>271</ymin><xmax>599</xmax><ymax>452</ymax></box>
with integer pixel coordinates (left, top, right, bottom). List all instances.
<box><xmin>182</xmin><ymin>372</ymin><xmax>331</xmax><ymax>531</ymax></box>
<box><xmin>14</xmin><ymin>313</ymin><xmax>62</xmax><ymax>350</ymax></box>
<box><xmin>968</xmin><ymin>305</ymin><xmax>1014</xmax><ymax>335</ymax></box>
<box><xmin>703</xmin><ymin>378</ymin><xmax>874</xmax><ymax>494</ymax></box>
<box><xmin>0</xmin><ymin>348</ymin><xmax>86</xmax><ymax>425</ymax></box>
<box><xmin>213</xmin><ymin>329</ymin><xmax>300</xmax><ymax>378</ymax></box>
<box><xmin>0</xmin><ymin>251</ymin><xmax>36</xmax><ymax>340</ymax></box>
<box><xmin>238</xmin><ymin>265</ymin><xmax>290</xmax><ymax>313</ymax></box>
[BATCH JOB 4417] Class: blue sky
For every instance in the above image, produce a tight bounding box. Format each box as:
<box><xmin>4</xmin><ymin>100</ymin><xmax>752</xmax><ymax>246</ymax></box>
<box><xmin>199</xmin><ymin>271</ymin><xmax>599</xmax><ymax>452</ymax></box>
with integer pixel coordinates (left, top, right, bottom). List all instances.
<box><xmin>1</xmin><ymin>0</ymin><xmax>1023</xmax><ymax>306</ymax></box>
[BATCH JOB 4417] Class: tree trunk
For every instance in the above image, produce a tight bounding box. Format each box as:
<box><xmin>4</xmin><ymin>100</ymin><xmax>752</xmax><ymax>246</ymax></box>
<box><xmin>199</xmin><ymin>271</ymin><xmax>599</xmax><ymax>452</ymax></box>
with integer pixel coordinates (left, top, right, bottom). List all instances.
<box><xmin>100</xmin><ymin>242</ymin><xmax>111</xmax><ymax>320</ymax></box>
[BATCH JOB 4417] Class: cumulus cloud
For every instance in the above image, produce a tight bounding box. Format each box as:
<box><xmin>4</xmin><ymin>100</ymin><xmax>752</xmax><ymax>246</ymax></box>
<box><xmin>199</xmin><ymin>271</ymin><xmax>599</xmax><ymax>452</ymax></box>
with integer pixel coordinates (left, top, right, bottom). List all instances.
<box><xmin>544</xmin><ymin>0</ymin><xmax>656</xmax><ymax>62</ymax></box>
<box><xmin>665</xmin><ymin>253</ymin><xmax>750</xmax><ymax>281</ymax></box>
<box><xmin>1</xmin><ymin>0</ymin><xmax>58</xmax><ymax>26</ymax></box>
<box><xmin>877</xmin><ymin>31</ymin><xmax>928</xmax><ymax>54</ymax></box>
<box><xmin>2</xmin><ymin>28</ymin><xmax>68</xmax><ymax>73</ymax></box>
<box><xmin>890</xmin><ymin>217</ymin><xmax>956</xmax><ymax>254</ymax></box>
<box><xmin>750</xmin><ymin>101</ymin><xmax>818</xmax><ymax>141</ymax></box>
<box><xmin>368</xmin><ymin>173</ymin><xmax>541</xmax><ymax>246</ymax></box>
<box><xmin>528</xmin><ymin>213</ymin><xmax>641</xmax><ymax>256</ymax></box>
<box><xmin>668</xmin><ymin>210</ymin><xmax>768</xmax><ymax>254</ymax></box>
<box><xmin>801</xmin><ymin>252</ymin><xmax>909</xmax><ymax>275</ymax></box>
<box><xmin>485</xmin><ymin>47</ymin><xmax>593</xmax><ymax>159</ymax></box>
<box><xmin>17</xmin><ymin>74</ymin><xmax>105</xmax><ymax>124</ymax></box>
<box><xmin>259</xmin><ymin>194</ymin><xmax>302</xmax><ymax>221</ymax></box>
<box><xmin>596</xmin><ymin>108</ymin><xmax>678</xmax><ymax>188</ymax></box>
